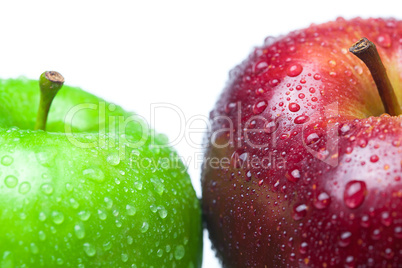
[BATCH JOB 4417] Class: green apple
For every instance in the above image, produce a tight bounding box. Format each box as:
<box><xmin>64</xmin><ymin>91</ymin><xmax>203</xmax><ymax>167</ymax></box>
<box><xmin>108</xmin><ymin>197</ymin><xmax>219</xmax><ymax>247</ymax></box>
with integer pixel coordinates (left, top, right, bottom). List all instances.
<box><xmin>0</xmin><ymin>72</ymin><xmax>202</xmax><ymax>267</ymax></box>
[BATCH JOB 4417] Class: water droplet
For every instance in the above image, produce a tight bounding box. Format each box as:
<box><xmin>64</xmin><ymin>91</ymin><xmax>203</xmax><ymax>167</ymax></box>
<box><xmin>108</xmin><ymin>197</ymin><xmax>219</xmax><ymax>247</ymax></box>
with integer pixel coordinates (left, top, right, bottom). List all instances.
<box><xmin>40</xmin><ymin>183</ymin><xmax>54</xmax><ymax>195</ymax></box>
<box><xmin>394</xmin><ymin>226</ymin><xmax>402</xmax><ymax>238</ymax></box>
<box><xmin>371</xmin><ymin>228</ymin><xmax>381</xmax><ymax>240</ymax></box>
<box><xmin>69</xmin><ymin>198</ymin><xmax>79</xmax><ymax>209</ymax></box>
<box><xmin>269</xmin><ymin>79</ymin><xmax>280</xmax><ymax>87</ymax></box>
<box><xmin>294</xmin><ymin>115</ymin><xmax>309</xmax><ymax>124</ymax></box>
<box><xmin>384</xmin><ymin>248</ymin><xmax>394</xmax><ymax>259</ymax></box>
<box><xmin>140</xmin><ymin>221</ymin><xmax>149</xmax><ymax>233</ymax></box>
<box><xmin>305</xmin><ymin>133</ymin><xmax>320</xmax><ymax>145</ymax></box>
<box><xmin>286</xmin><ymin>169</ymin><xmax>300</xmax><ymax>183</ymax></box>
<box><xmin>253</xmin><ymin>100</ymin><xmax>268</xmax><ymax>114</ymax></box>
<box><xmin>121</xmin><ymin>253</ymin><xmax>128</xmax><ymax>262</ymax></box>
<box><xmin>78</xmin><ymin>210</ymin><xmax>91</xmax><ymax>221</ymax></box>
<box><xmin>126</xmin><ymin>204</ymin><xmax>136</xmax><ymax>216</ymax></box>
<box><xmin>293</xmin><ymin>204</ymin><xmax>307</xmax><ymax>220</ymax></box>
<box><xmin>83</xmin><ymin>167</ymin><xmax>105</xmax><ymax>183</ymax></box>
<box><xmin>377</xmin><ymin>34</ymin><xmax>391</xmax><ymax>48</ymax></box>
<box><xmin>134</xmin><ymin>181</ymin><xmax>143</xmax><ymax>190</ymax></box>
<box><xmin>314</xmin><ymin>192</ymin><xmax>331</xmax><ymax>209</ymax></box>
<box><xmin>83</xmin><ymin>243</ymin><xmax>96</xmax><ymax>257</ymax></box>
<box><xmin>174</xmin><ymin>245</ymin><xmax>185</xmax><ymax>260</ymax></box>
<box><xmin>313</xmin><ymin>74</ymin><xmax>321</xmax><ymax>80</ymax></box>
<box><xmin>51</xmin><ymin>211</ymin><xmax>64</xmax><ymax>225</ymax></box>
<box><xmin>97</xmin><ymin>209</ymin><xmax>107</xmax><ymax>220</ymax></box>
<box><xmin>360</xmin><ymin>215</ymin><xmax>370</xmax><ymax>228</ymax></box>
<box><xmin>158</xmin><ymin>206</ymin><xmax>168</xmax><ymax>219</ymax></box>
<box><xmin>127</xmin><ymin>235</ymin><xmax>133</xmax><ymax>245</ymax></box>
<box><xmin>328</xmin><ymin>60</ymin><xmax>337</xmax><ymax>67</ymax></box>
<box><xmin>289</xmin><ymin>103</ymin><xmax>300</xmax><ymax>112</ymax></box>
<box><xmin>369</xmin><ymin>155</ymin><xmax>379</xmax><ymax>163</ymax></box>
<box><xmin>56</xmin><ymin>258</ymin><xmax>64</xmax><ymax>265</ymax></box>
<box><xmin>39</xmin><ymin>212</ymin><xmax>47</xmax><ymax>222</ymax></box>
<box><xmin>345</xmin><ymin>256</ymin><xmax>355</xmax><ymax>267</ymax></box>
<box><xmin>338</xmin><ymin>231</ymin><xmax>352</xmax><ymax>247</ymax></box>
<box><xmin>381</xmin><ymin>211</ymin><xmax>392</xmax><ymax>227</ymax></box>
<box><xmin>299</xmin><ymin>242</ymin><xmax>308</xmax><ymax>254</ymax></box>
<box><xmin>1</xmin><ymin>155</ymin><xmax>13</xmax><ymax>166</ymax></box>
<box><xmin>38</xmin><ymin>230</ymin><xmax>46</xmax><ymax>240</ymax></box>
<box><xmin>287</xmin><ymin>64</ymin><xmax>303</xmax><ymax>77</ymax></box>
<box><xmin>103</xmin><ymin>241</ymin><xmax>112</xmax><ymax>251</ymax></box>
<box><xmin>298</xmin><ymin>93</ymin><xmax>305</xmax><ymax>99</ymax></box>
<box><xmin>35</xmin><ymin>150</ymin><xmax>56</xmax><ymax>167</ymax></box>
<box><xmin>104</xmin><ymin>197</ymin><xmax>113</xmax><ymax>209</ymax></box>
<box><xmin>18</xmin><ymin>182</ymin><xmax>31</xmax><ymax>194</ymax></box>
<box><xmin>157</xmin><ymin>249</ymin><xmax>164</xmax><ymax>257</ymax></box>
<box><xmin>65</xmin><ymin>183</ymin><xmax>74</xmax><ymax>192</ymax></box>
<box><xmin>264</xmin><ymin>120</ymin><xmax>279</xmax><ymax>134</ymax></box>
<box><xmin>343</xmin><ymin>180</ymin><xmax>367</xmax><ymax>209</ymax></box>
<box><xmin>30</xmin><ymin>242</ymin><xmax>39</xmax><ymax>254</ymax></box>
<box><xmin>253</xmin><ymin>60</ymin><xmax>268</xmax><ymax>74</ymax></box>
<box><xmin>4</xmin><ymin>175</ymin><xmax>18</xmax><ymax>188</ymax></box>
<box><xmin>74</xmin><ymin>223</ymin><xmax>85</xmax><ymax>239</ymax></box>
<box><xmin>106</xmin><ymin>152</ymin><xmax>120</xmax><ymax>166</ymax></box>
<box><xmin>151</xmin><ymin>179</ymin><xmax>166</xmax><ymax>197</ymax></box>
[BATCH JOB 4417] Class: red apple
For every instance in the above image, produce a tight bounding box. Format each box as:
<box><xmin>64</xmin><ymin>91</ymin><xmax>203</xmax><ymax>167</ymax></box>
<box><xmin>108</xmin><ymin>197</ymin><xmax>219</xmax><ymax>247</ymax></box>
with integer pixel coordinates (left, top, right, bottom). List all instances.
<box><xmin>202</xmin><ymin>17</ymin><xmax>402</xmax><ymax>267</ymax></box>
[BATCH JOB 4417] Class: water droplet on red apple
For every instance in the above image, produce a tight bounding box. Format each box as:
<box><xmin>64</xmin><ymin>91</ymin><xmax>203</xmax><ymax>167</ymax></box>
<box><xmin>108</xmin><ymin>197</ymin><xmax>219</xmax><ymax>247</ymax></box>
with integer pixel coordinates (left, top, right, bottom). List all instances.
<box><xmin>313</xmin><ymin>192</ymin><xmax>331</xmax><ymax>209</ymax></box>
<box><xmin>253</xmin><ymin>60</ymin><xmax>269</xmax><ymax>74</ymax></box>
<box><xmin>289</xmin><ymin>103</ymin><xmax>300</xmax><ymax>112</ymax></box>
<box><xmin>264</xmin><ymin>120</ymin><xmax>279</xmax><ymax>134</ymax></box>
<box><xmin>253</xmin><ymin>100</ymin><xmax>268</xmax><ymax>114</ymax></box>
<box><xmin>286</xmin><ymin>169</ymin><xmax>301</xmax><ymax>182</ymax></box>
<box><xmin>394</xmin><ymin>226</ymin><xmax>402</xmax><ymax>238</ymax></box>
<box><xmin>299</xmin><ymin>241</ymin><xmax>308</xmax><ymax>254</ymax></box>
<box><xmin>369</xmin><ymin>155</ymin><xmax>379</xmax><ymax>163</ymax></box>
<box><xmin>225</xmin><ymin>102</ymin><xmax>237</xmax><ymax>114</ymax></box>
<box><xmin>360</xmin><ymin>214</ymin><xmax>370</xmax><ymax>228</ymax></box>
<box><xmin>298</xmin><ymin>93</ymin><xmax>305</xmax><ymax>99</ymax></box>
<box><xmin>338</xmin><ymin>231</ymin><xmax>352</xmax><ymax>247</ymax></box>
<box><xmin>305</xmin><ymin>133</ymin><xmax>320</xmax><ymax>145</ymax></box>
<box><xmin>371</xmin><ymin>228</ymin><xmax>381</xmax><ymax>240</ymax></box>
<box><xmin>343</xmin><ymin>180</ymin><xmax>367</xmax><ymax>209</ymax></box>
<box><xmin>345</xmin><ymin>256</ymin><xmax>355</xmax><ymax>268</ymax></box>
<box><xmin>313</xmin><ymin>74</ymin><xmax>321</xmax><ymax>80</ymax></box>
<box><xmin>294</xmin><ymin>115</ymin><xmax>309</xmax><ymax>124</ymax></box>
<box><xmin>287</xmin><ymin>64</ymin><xmax>303</xmax><ymax>77</ymax></box>
<box><xmin>269</xmin><ymin>79</ymin><xmax>280</xmax><ymax>87</ymax></box>
<box><xmin>383</xmin><ymin>248</ymin><xmax>394</xmax><ymax>259</ymax></box>
<box><xmin>293</xmin><ymin>204</ymin><xmax>307</xmax><ymax>220</ymax></box>
<box><xmin>377</xmin><ymin>33</ymin><xmax>392</xmax><ymax>48</ymax></box>
<box><xmin>381</xmin><ymin>211</ymin><xmax>392</xmax><ymax>226</ymax></box>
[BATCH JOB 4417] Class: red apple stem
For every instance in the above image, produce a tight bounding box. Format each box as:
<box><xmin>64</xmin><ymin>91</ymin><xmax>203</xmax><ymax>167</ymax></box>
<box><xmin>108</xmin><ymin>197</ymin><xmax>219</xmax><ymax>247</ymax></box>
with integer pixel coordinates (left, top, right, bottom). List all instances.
<box><xmin>349</xmin><ymin>37</ymin><xmax>401</xmax><ymax>116</ymax></box>
<box><xmin>34</xmin><ymin>71</ymin><xmax>64</xmax><ymax>131</ymax></box>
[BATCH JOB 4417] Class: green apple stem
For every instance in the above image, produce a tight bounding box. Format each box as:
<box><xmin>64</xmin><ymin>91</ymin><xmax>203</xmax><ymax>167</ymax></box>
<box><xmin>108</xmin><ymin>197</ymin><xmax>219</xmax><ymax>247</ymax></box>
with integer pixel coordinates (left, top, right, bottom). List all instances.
<box><xmin>34</xmin><ymin>71</ymin><xmax>64</xmax><ymax>131</ymax></box>
<box><xmin>349</xmin><ymin>37</ymin><xmax>401</xmax><ymax>116</ymax></box>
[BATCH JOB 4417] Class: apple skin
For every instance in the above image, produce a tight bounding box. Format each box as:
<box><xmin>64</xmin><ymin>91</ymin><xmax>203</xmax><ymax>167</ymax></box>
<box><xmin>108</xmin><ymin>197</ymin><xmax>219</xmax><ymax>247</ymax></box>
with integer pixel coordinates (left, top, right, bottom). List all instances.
<box><xmin>202</xmin><ymin>18</ymin><xmax>402</xmax><ymax>267</ymax></box>
<box><xmin>0</xmin><ymin>78</ymin><xmax>202</xmax><ymax>267</ymax></box>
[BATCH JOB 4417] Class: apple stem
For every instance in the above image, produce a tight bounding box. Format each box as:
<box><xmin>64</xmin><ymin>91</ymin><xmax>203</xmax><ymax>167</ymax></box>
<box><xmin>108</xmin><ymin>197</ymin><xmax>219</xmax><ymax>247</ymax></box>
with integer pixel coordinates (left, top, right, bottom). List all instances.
<box><xmin>34</xmin><ymin>71</ymin><xmax>64</xmax><ymax>131</ymax></box>
<box><xmin>349</xmin><ymin>37</ymin><xmax>401</xmax><ymax>116</ymax></box>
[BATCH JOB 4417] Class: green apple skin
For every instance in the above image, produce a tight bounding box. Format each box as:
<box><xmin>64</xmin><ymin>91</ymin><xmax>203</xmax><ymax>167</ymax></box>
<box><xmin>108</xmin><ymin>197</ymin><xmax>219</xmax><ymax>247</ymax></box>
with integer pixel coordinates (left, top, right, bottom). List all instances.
<box><xmin>0</xmin><ymin>78</ymin><xmax>202</xmax><ymax>267</ymax></box>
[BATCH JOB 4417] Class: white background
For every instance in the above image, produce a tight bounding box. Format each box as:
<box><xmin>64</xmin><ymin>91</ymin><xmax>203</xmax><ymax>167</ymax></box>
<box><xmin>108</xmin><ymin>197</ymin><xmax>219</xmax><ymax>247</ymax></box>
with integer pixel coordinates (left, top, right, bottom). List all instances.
<box><xmin>0</xmin><ymin>1</ymin><xmax>400</xmax><ymax>266</ymax></box>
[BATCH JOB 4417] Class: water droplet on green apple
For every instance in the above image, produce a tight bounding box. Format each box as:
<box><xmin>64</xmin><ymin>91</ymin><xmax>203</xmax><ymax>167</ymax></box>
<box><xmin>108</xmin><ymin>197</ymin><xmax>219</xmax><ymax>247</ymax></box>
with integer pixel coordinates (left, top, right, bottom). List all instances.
<box><xmin>151</xmin><ymin>178</ymin><xmax>165</xmax><ymax>195</ymax></box>
<box><xmin>1</xmin><ymin>155</ymin><xmax>13</xmax><ymax>166</ymax></box>
<box><xmin>78</xmin><ymin>210</ymin><xmax>91</xmax><ymax>221</ymax></box>
<box><xmin>30</xmin><ymin>242</ymin><xmax>39</xmax><ymax>254</ymax></box>
<box><xmin>40</xmin><ymin>183</ymin><xmax>54</xmax><ymax>195</ymax></box>
<box><xmin>35</xmin><ymin>150</ymin><xmax>56</xmax><ymax>167</ymax></box>
<box><xmin>1</xmin><ymin>251</ymin><xmax>14</xmax><ymax>267</ymax></box>
<box><xmin>51</xmin><ymin>211</ymin><xmax>65</xmax><ymax>224</ymax></box>
<box><xmin>104</xmin><ymin>197</ymin><xmax>113</xmax><ymax>209</ymax></box>
<box><xmin>65</xmin><ymin>183</ymin><xmax>74</xmax><ymax>192</ymax></box>
<box><xmin>157</xmin><ymin>249</ymin><xmax>163</xmax><ymax>257</ymax></box>
<box><xmin>140</xmin><ymin>221</ymin><xmax>149</xmax><ymax>233</ymax></box>
<box><xmin>174</xmin><ymin>245</ymin><xmax>185</xmax><ymax>260</ymax></box>
<box><xmin>127</xmin><ymin>236</ymin><xmax>133</xmax><ymax>245</ymax></box>
<box><xmin>121</xmin><ymin>253</ymin><xmax>128</xmax><ymax>262</ymax></box>
<box><xmin>69</xmin><ymin>198</ymin><xmax>79</xmax><ymax>209</ymax></box>
<box><xmin>134</xmin><ymin>181</ymin><xmax>143</xmax><ymax>190</ymax></box>
<box><xmin>106</xmin><ymin>152</ymin><xmax>120</xmax><ymax>166</ymax></box>
<box><xmin>83</xmin><ymin>167</ymin><xmax>105</xmax><ymax>183</ymax></box>
<box><xmin>74</xmin><ymin>222</ymin><xmax>85</xmax><ymax>239</ymax></box>
<box><xmin>4</xmin><ymin>175</ymin><xmax>18</xmax><ymax>188</ymax></box>
<box><xmin>126</xmin><ymin>204</ymin><xmax>136</xmax><ymax>216</ymax></box>
<box><xmin>103</xmin><ymin>241</ymin><xmax>112</xmax><ymax>251</ymax></box>
<box><xmin>83</xmin><ymin>243</ymin><xmax>96</xmax><ymax>257</ymax></box>
<box><xmin>56</xmin><ymin>258</ymin><xmax>64</xmax><ymax>265</ymax></box>
<box><xmin>38</xmin><ymin>230</ymin><xmax>46</xmax><ymax>241</ymax></box>
<box><xmin>97</xmin><ymin>209</ymin><xmax>107</xmax><ymax>220</ymax></box>
<box><xmin>158</xmin><ymin>206</ymin><xmax>168</xmax><ymax>219</ymax></box>
<box><xmin>39</xmin><ymin>212</ymin><xmax>47</xmax><ymax>222</ymax></box>
<box><xmin>18</xmin><ymin>182</ymin><xmax>31</xmax><ymax>194</ymax></box>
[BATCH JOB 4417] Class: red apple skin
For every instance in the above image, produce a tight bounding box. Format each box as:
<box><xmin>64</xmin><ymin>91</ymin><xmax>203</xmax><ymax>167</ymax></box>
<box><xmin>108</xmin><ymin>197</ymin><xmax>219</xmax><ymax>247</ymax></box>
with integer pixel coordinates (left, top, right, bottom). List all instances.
<box><xmin>202</xmin><ymin>17</ymin><xmax>402</xmax><ymax>267</ymax></box>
